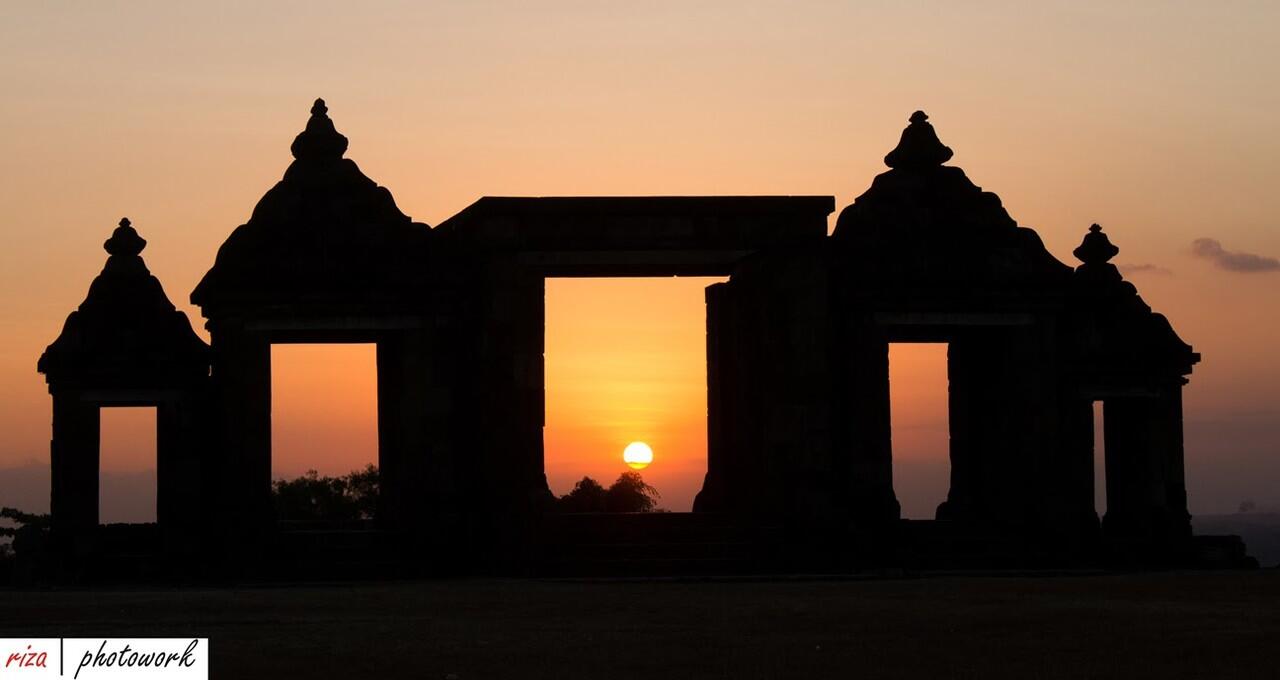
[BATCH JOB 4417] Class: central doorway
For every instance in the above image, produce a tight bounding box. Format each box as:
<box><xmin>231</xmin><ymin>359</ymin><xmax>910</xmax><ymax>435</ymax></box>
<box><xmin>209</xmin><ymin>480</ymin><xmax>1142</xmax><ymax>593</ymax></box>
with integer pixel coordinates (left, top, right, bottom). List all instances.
<box><xmin>544</xmin><ymin>277</ymin><xmax>725</xmax><ymax>512</ymax></box>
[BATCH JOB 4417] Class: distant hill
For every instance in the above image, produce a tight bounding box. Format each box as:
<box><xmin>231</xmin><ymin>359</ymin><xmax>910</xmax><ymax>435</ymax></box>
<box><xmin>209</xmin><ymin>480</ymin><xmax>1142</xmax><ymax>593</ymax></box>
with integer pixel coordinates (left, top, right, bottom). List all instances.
<box><xmin>1194</xmin><ymin>513</ymin><xmax>1280</xmax><ymax>568</ymax></box>
<box><xmin>0</xmin><ymin>461</ymin><xmax>50</xmax><ymax>515</ymax></box>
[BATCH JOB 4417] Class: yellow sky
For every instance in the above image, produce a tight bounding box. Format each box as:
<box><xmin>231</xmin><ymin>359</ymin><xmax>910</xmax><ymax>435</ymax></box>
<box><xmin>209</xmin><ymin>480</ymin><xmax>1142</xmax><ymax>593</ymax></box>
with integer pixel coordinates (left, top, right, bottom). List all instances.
<box><xmin>2</xmin><ymin>2</ymin><xmax>1279</xmax><ymax>516</ymax></box>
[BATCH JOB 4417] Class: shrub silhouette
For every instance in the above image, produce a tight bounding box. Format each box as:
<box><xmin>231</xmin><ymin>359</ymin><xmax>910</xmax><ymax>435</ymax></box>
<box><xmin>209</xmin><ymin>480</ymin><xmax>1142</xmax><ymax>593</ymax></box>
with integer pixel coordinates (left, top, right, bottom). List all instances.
<box><xmin>0</xmin><ymin>507</ymin><xmax>52</xmax><ymax>583</ymax></box>
<box><xmin>554</xmin><ymin>471</ymin><xmax>661</xmax><ymax>513</ymax></box>
<box><xmin>604</xmin><ymin>471</ymin><xmax>661</xmax><ymax>512</ymax></box>
<box><xmin>272</xmin><ymin>464</ymin><xmax>378</xmax><ymax>521</ymax></box>
<box><xmin>557</xmin><ymin>476</ymin><xmax>608</xmax><ymax>513</ymax></box>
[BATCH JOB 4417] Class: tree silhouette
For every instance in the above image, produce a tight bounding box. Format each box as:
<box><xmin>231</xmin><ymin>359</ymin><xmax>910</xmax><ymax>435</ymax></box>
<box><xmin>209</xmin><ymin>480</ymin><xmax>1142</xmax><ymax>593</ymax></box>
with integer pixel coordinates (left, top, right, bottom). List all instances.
<box><xmin>604</xmin><ymin>471</ymin><xmax>661</xmax><ymax>512</ymax></box>
<box><xmin>556</xmin><ymin>476</ymin><xmax>608</xmax><ymax>513</ymax></box>
<box><xmin>344</xmin><ymin>464</ymin><xmax>379</xmax><ymax>519</ymax></box>
<box><xmin>272</xmin><ymin>464</ymin><xmax>378</xmax><ymax>521</ymax></box>
<box><xmin>0</xmin><ymin>507</ymin><xmax>51</xmax><ymax>579</ymax></box>
<box><xmin>553</xmin><ymin>471</ymin><xmax>661</xmax><ymax>513</ymax></box>
<box><xmin>0</xmin><ymin>507</ymin><xmax>49</xmax><ymax>536</ymax></box>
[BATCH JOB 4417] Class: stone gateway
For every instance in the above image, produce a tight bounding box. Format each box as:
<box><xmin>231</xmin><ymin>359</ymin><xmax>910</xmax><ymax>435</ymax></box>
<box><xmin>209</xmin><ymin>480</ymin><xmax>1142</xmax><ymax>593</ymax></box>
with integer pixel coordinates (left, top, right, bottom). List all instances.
<box><xmin>38</xmin><ymin>102</ymin><xmax>1248</xmax><ymax>577</ymax></box>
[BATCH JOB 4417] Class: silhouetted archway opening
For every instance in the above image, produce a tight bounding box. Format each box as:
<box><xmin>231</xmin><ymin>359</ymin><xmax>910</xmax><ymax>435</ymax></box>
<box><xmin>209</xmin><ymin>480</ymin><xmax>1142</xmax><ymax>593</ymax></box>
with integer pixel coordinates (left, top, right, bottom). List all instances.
<box><xmin>99</xmin><ymin>406</ymin><xmax>157</xmax><ymax>524</ymax></box>
<box><xmin>270</xmin><ymin>344</ymin><xmax>379</xmax><ymax>522</ymax></box>
<box><xmin>544</xmin><ymin>277</ymin><xmax>725</xmax><ymax>512</ymax></box>
<box><xmin>888</xmin><ymin>343</ymin><xmax>950</xmax><ymax>520</ymax></box>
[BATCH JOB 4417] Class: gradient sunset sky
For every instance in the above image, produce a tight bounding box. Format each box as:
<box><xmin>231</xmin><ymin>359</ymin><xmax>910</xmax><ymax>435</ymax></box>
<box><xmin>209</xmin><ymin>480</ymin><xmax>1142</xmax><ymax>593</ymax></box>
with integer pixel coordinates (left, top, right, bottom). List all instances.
<box><xmin>1</xmin><ymin>2</ymin><xmax>1277</xmax><ymax>519</ymax></box>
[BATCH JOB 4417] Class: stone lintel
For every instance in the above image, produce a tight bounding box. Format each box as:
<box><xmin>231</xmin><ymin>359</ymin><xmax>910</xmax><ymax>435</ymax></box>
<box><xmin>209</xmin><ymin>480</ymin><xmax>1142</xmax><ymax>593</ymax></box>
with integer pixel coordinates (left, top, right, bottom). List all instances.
<box><xmin>518</xmin><ymin>249</ymin><xmax>750</xmax><ymax>277</ymax></box>
<box><xmin>1080</xmin><ymin>384</ymin><xmax>1186</xmax><ymax>400</ymax></box>
<box><xmin>74</xmin><ymin>388</ymin><xmax>190</xmax><ymax>406</ymax></box>
<box><xmin>438</xmin><ymin>196</ymin><xmax>833</xmax><ymax>253</ymax></box>
<box><xmin>244</xmin><ymin>315</ymin><xmax>431</xmax><ymax>336</ymax></box>
<box><xmin>872</xmin><ymin>312</ymin><xmax>1037</xmax><ymax>327</ymax></box>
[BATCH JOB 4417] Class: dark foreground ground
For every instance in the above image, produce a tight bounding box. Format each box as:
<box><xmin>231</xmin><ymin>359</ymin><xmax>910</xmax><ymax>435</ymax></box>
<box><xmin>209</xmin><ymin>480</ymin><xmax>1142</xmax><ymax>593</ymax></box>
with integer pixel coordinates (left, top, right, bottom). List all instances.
<box><xmin>4</xmin><ymin>571</ymin><xmax>1278</xmax><ymax>679</ymax></box>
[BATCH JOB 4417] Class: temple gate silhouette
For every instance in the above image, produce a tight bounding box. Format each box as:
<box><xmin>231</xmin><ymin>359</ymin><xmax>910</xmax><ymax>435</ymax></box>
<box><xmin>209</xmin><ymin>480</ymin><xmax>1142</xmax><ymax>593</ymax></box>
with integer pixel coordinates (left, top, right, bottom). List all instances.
<box><xmin>39</xmin><ymin>101</ymin><xmax>1245</xmax><ymax>576</ymax></box>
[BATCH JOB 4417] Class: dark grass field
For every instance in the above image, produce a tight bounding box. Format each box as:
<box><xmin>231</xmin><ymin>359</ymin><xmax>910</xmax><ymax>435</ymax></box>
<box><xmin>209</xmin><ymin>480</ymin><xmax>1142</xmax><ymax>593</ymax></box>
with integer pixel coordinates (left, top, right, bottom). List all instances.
<box><xmin>4</xmin><ymin>571</ymin><xmax>1279</xmax><ymax>679</ymax></box>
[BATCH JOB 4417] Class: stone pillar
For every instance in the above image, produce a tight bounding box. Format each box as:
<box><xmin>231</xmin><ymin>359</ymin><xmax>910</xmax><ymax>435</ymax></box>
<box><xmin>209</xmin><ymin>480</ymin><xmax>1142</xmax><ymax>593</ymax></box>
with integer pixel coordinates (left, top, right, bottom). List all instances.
<box><xmin>1030</xmin><ymin>337</ymin><xmax>1097</xmax><ymax>537</ymax></box>
<box><xmin>462</xmin><ymin>258</ymin><xmax>549</xmax><ymax>567</ymax></box>
<box><xmin>724</xmin><ymin>251</ymin><xmax>857</xmax><ymax>527</ymax></box>
<box><xmin>211</xmin><ymin>327</ymin><xmax>272</xmax><ymax>531</ymax></box>
<box><xmin>517</xmin><ymin>274</ymin><xmax>548</xmax><ymax>509</ymax></box>
<box><xmin>942</xmin><ymin>323</ymin><xmax>1079</xmax><ymax>532</ymax></box>
<box><xmin>1061</xmin><ymin>394</ymin><xmax>1099</xmax><ymax>529</ymax></box>
<box><xmin>156</xmin><ymin>399</ymin><xmax>181</xmax><ymax>527</ymax></box>
<box><xmin>695</xmin><ymin>282</ymin><xmax>732</xmax><ymax>513</ymax></box>
<box><xmin>943</xmin><ymin>330</ymin><xmax>1035</xmax><ymax>524</ymax></box>
<box><xmin>156</xmin><ymin>391</ymin><xmax>211</xmax><ymax>550</ymax></box>
<box><xmin>834</xmin><ymin>319</ymin><xmax>898</xmax><ymax>525</ymax></box>
<box><xmin>716</xmin><ymin>278</ymin><xmax>765</xmax><ymax>517</ymax></box>
<box><xmin>375</xmin><ymin>336</ymin><xmax>405</xmax><ymax>527</ymax></box>
<box><xmin>1102</xmin><ymin>388</ymin><xmax>1191</xmax><ymax>540</ymax></box>
<box><xmin>479</xmin><ymin>265</ymin><xmax>548</xmax><ymax>512</ymax></box>
<box><xmin>701</xmin><ymin>272</ymin><xmax>781</xmax><ymax>519</ymax></box>
<box><xmin>941</xmin><ymin>336</ymin><xmax>982</xmax><ymax>521</ymax></box>
<box><xmin>50</xmin><ymin>392</ymin><xmax>100</xmax><ymax>531</ymax></box>
<box><xmin>377</xmin><ymin>325</ymin><xmax>462</xmax><ymax>532</ymax></box>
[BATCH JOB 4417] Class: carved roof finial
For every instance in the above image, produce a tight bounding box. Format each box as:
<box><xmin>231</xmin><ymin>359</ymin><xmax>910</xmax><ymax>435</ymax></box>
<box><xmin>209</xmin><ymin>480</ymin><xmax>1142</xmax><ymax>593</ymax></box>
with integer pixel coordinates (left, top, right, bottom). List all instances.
<box><xmin>1073</xmin><ymin>223</ymin><xmax>1120</xmax><ymax>265</ymax></box>
<box><xmin>290</xmin><ymin>96</ymin><xmax>349</xmax><ymax>161</ymax></box>
<box><xmin>884</xmin><ymin>110</ymin><xmax>954</xmax><ymax>169</ymax></box>
<box><xmin>104</xmin><ymin>216</ymin><xmax>146</xmax><ymax>257</ymax></box>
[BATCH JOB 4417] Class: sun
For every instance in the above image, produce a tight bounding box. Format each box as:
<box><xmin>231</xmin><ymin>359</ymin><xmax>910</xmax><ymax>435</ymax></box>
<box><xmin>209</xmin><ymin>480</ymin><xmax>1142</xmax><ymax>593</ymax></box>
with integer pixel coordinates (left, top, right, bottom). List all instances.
<box><xmin>623</xmin><ymin>441</ymin><xmax>654</xmax><ymax>470</ymax></box>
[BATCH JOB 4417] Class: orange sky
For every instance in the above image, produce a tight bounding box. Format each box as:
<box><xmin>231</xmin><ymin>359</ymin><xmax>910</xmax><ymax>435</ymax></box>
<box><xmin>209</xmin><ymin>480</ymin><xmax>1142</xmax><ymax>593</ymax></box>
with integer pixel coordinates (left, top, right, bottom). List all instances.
<box><xmin>887</xmin><ymin>344</ymin><xmax>950</xmax><ymax>519</ymax></box>
<box><xmin>2</xmin><ymin>2</ymin><xmax>1279</xmax><ymax>518</ymax></box>
<box><xmin>271</xmin><ymin>345</ymin><xmax>379</xmax><ymax>481</ymax></box>
<box><xmin>545</xmin><ymin>278</ymin><xmax>723</xmax><ymax>511</ymax></box>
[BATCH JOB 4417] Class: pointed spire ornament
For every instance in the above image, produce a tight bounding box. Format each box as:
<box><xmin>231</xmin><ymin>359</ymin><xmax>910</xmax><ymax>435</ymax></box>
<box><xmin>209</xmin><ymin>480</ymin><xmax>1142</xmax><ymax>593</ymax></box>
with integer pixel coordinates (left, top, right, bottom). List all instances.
<box><xmin>1073</xmin><ymin>223</ymin><xmax>1120</xmax><ymax>266</ymax></box>
<box><xmin>884</xmin><ymin>110</ymin><xmax>954</xmax><ymax>169</ymax></box>
<box><xmin>103</xmin><ymin>217</ymin><xmax>147</xmax><ymax>257</ymax></box>
<box><xmin>290</xmin><ymin>97</ymin><xmax>349</xmax><ymax>161</ymax></box>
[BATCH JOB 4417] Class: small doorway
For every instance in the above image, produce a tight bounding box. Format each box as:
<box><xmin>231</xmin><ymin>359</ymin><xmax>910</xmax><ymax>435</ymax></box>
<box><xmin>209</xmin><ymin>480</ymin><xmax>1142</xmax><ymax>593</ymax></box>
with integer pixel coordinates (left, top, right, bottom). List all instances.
<box><xmin>99</xmin><ymin>406</ymin><xmax>157</xmax><ymax>524</ymax></box>
<box><xmin>270</xmin><ymin>343</ymin><xmax>379</xmax><ymax>521</ymax></box>
<box><xmin>888</xmin><ymin>343</ymin><xmax>951</xmax><ymax>519</ymax></box>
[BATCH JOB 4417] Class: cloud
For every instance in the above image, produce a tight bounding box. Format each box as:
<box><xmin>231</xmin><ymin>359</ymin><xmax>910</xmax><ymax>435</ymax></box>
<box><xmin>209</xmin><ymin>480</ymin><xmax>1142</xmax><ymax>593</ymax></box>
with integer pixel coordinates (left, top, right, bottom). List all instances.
<box><xmin>1191</xmin><ymin>238</ymin><xmax>1280</xmax><ymax>273</ymax></box>
<box><xmin>1117</xmin><ymin>263</ymin><xmax>1173</xmax><ymax>276</ymax></box>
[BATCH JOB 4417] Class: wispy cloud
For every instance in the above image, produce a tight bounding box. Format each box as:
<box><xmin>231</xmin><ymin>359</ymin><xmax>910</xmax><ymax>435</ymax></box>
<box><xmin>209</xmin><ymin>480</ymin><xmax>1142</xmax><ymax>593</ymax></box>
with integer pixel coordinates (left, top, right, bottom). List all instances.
<box><xmin>1117</xmin><ymin>263</ymin><xmax>1173</xmax><ymax>276</ymax></box>
<box><xmin>1191</xmin><ymin>238</ymin><xmax>1280</xmax><ymax>273</ymax></box>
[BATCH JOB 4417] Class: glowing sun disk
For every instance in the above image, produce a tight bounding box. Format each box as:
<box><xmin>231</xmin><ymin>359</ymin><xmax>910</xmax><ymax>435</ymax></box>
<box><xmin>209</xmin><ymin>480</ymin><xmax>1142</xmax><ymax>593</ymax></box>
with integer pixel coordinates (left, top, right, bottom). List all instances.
<box><xmin>623</xmin><ymin>441</ymin><xmax>654</xmax><ymax>470</ymax></box>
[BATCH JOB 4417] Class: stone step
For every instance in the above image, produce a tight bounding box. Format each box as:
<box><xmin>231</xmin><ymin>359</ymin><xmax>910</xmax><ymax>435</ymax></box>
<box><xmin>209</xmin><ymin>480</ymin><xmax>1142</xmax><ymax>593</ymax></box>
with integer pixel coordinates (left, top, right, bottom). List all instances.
<box><xmin>546</xmin><ymin>540</ymin><xmax>758</xmax><ymax>561</ymax></box>
<box><xmin>273</xmin><ymin>530</ymin><xmax>399</xmax><ymax>549</ymax></box>
<box><xmin>536</xmin><ymin>556</ymin><xmax>763</xmax><ymax>578</ymax></box>
<box><xmin>532</xmin><ymin>512</ymin><xmax>781</xmax><ymax>576</ymax></box>
<box><xmin>538</xmin><ymin>512</ymin><xmax>779</xmax><ymax>545</ymax></box>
